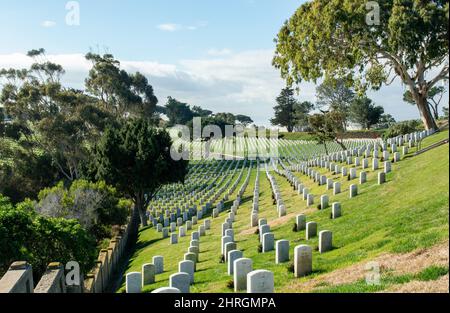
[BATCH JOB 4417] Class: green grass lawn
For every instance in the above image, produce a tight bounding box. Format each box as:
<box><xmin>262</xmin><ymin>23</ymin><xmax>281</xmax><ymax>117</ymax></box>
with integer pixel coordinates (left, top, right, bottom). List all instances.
<box><xmin>117</xmin><ymin>130</ymin><xmax>449</xmax><ymax>293</ymax></box>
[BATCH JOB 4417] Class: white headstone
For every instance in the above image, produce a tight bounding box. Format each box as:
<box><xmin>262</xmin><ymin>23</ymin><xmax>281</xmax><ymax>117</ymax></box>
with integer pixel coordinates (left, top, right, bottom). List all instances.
<box><xmin>306</xmin><ymin>222</ymin><xmax>317</xmax><ymax>240</ymax></box>
<box><xmin>221</xmin><ymin>236</ymin><xmax>233</xmax><ymax>255</ymax></box>
<box><xmin>142</xmin><ymin>263</ymin><xmax>155</xmax><ymax>286</ymax></box>
<box><xmin>152</xmin><ymin>256</ymin><xmax>164</xmax><ymax>274</ymax></box>
<box><xmin>169</xmin><ymin>272</ymin><xmax>190</xmax><ymax>293</ymax></box>
<box><xmin>349</xmin><ymin>184</ymin><xmax>358</xmax><ymax>198</ymax></box>
<box><xmin>294</xmin><ymin>245</ymin><xmax>312</xmax><ymax>278</ymax></box>
<box><xmin>378</xmin><ymin>172</ymin><xmax>386</xmax><ymax>185</ymax></box>
<box><xmin>179</xmin><ymin>260</ymin><xmax>195</xmax><ymax>284</ymax></box>
<box><xmin>319</xmin><ymin>230</ymin><xmax>333</xmax><ymax>253</ymax></box>
<box><xmin>333</xmin><ymin>182</ymin><xmax>341</xmax><ymax>195</ymax></box>
<box><xmin>227</xmin><ymin>250</ymin><xmax>243</xmax><ymax>275</ymax></box>
<box><xmin>296</xmin><ymin>214</ymin><xmax>306</xmax><ymax>231</ymax></box>
<box><xmin>332</xmin><ymin>202</ymin><xmax>341</xmax><ymax>219</ymax></box>
<box><xmin>247</xmin><ymin>270</ymin><xmax>274</xmax><ymax>293</ymax></box>
<box><xmin>275</xmin><ymin>240</ymin><xmax>289</xmax><ymax>264</ymax></box>
<box><xmin>251</xmin><ymin>213</ymin><xmax>258</xmax><ymax>227</ymax></box>
<box><xmin>126</xmin><ymin>272</ymin><xmax>142</xmax><ymax>293</ymax></box>
<box><xmin>234</xmin><ymin>258</ymin><xmax>253</xmax><ymax>292</ymax></box>
<box><xmin>262</xmin><ymin>233</ymin><xmax>275</xmax><ymax>252</ymax></box>
<box><xmin>320</xmin><ymin>195</ymin><xmax>329</xmax><ymax>209</ymax></box>
<box><xmin>360</xmin><ymin>171</ymin><xmax>367</xmax><ymax>184</ymax></box>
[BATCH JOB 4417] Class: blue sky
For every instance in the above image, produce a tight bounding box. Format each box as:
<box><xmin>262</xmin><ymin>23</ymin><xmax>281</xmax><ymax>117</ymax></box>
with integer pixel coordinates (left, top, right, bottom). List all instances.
<box><xmin>0</xmin><ymin>0</ymin><xmax>300</xmax><ymax>61</ymax></box>
<box><xmin>0</xmin><ymin>0</ymin><xmax>448</xmax><ymax>126</ymax></box>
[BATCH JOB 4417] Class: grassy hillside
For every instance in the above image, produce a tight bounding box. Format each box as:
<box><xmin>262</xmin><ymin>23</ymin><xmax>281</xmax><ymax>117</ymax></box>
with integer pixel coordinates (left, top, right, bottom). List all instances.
<box><xmin>117</xmin><ymin>130</ymin><xmax>449</xmax><ymax>293</ymax></box>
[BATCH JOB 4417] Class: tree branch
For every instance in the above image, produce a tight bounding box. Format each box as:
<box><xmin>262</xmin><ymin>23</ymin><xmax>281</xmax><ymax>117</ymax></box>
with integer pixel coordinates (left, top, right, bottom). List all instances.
<box><xmin>427</xmin><ymin>65</ymin><xmax>449</xmax><ymax>89</ymax></box>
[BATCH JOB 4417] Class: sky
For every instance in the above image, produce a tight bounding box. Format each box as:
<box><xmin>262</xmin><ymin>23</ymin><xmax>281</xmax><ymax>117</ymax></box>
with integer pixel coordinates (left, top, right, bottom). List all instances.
<box><xmin>0</xmin><ymin>0</ymin><xmax>448</xmax><ymax>126</ymax></box>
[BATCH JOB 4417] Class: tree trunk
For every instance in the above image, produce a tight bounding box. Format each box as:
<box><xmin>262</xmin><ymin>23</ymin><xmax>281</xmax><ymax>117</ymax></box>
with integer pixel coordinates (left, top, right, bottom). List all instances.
<box><xmin>323</xmin><ymin>142</ymin><xmax>329</xmax><ymax>155</ymax></box>
<box><xmin>135</xmin><ymin>193</ymin><xmax>148</xmax><ymax>227</ymax></box>
<box><xmin>416</xmin><ymin>94</ymin><xmax>438</xmax><ymax>131</ymax></box>
<box><xmin>335</xmin><ymin>139</ymin><xmax>347</xmax><ymax>151</ymax></box>
<box><xmin>430</xmin><ymin>103</ymin><xmax>439</xmax><ymax>120</ymax></box>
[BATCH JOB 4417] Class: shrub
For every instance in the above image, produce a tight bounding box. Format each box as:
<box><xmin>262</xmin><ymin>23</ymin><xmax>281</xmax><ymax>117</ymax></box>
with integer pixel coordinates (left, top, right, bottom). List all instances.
<box><xmin>0</xmin><ymin>196</ymin><xmax>97</xmax><ymax>281</ymax></box>
<box><xmin>35</xmin><ymin>180</ymin><xmax>131</xmax><ymax>241</ymax></box>
<box><xmin>0</xmin><ymin>148</ymin><xmax>60</xmax><ymax>204</ymax></box>
<box><xmin>226</xmin><ymin>280</ymin><xmax>234</xmax><ymax>290</ymax></box>
<box><xmin>292</xmin><ymin>223</ymin><xmax>298</xmax><ymax>232</ymax></box>
<box><xmin>257</xmin><ymin>244</ymin><xmax>263</xmax><ymax>253</ymax></box>
<box><xmin>383</xmin><ymin>120</ymin><xmax>423</xmax><ymax>139</ymax></box>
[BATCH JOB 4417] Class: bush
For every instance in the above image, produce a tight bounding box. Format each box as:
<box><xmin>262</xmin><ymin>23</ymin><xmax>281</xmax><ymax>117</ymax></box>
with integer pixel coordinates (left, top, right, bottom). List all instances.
<box><xmin>226</xmin><ymin>280</ymin><xmax>234</xmax><ymax>290</ymax></box>
<box><xmin>383</xmin><ymin>120</ymin><xmax>424</xmax><ymax>139</ymax></box>
<box><xmin>257</xmin><ymin>244</ymin><xmax>263</xmax><ymax>253</ymax></box>
<box><xmin>35</xmin><ymin>180</ymin><xmax>131</xmax><ymax>241</ymax></box>
<box><xmin>0</xmin><ymin>146</ymin><xmax>61</xmax><ymax>204</ymax></box>
<box><xmin>30</xmin><ymin>216</ymin><xmax>97</xmax><ymax>279</ymax></box>
<box><xmin>0</xmin><ymin>196</ymin><xmax>97</xmax><ymax>280</ymax></box>
<box><xmin>292</xmin><ymin>223</ymin><xmax>298</xmax><ymax>232</ymax></box>
<box><xmin>0</xmin><ymin>195</ymin><xmax>34</xmax><ymax>275</ymax></box>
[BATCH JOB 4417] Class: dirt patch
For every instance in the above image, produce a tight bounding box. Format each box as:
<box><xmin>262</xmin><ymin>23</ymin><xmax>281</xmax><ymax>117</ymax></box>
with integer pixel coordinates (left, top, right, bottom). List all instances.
<box><xmin>383</xmin><ymin>274</ymin><xmax>449</xmax><ymax>293</ymax></box>
<box><xmin>284</xmin><ymin>240</ymin><xmax>449</xmax><ymax>292</ymax></box>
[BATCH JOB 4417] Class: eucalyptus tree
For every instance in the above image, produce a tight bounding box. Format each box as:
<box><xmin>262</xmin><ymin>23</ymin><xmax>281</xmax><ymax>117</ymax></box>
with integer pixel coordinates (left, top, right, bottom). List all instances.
<box><xmin>273</xmin><ymin>0</ymin><xmax>449</xmax><ymax>130</ymax></box>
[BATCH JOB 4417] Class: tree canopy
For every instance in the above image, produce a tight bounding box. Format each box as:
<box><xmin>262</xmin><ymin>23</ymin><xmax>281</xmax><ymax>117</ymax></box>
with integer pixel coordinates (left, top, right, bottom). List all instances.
<box><xmin>308</xmin><ymin>111</ymin><xmax>348</xmax><ymax>154</ymax></box>
<box><xmin>89</xmin><ymin>118</ymin><xmax>188</xmax><ymax>226</ymax></box>
<box><xmin>235</xmin><ymin>114</ymin><xmax>254</xmax><ymax>127</ymax></box>
<box><xmin>164</xmin><ymin>97</ymin><xmax>195</xmax><ymax>126</ymax></box>
<box><xmin>349</xmin><ymin>96</ymin><xmax>385</xmax><ymax>129</ymax></box>
<box><xmin>272</xmin><ymin>87</ymin><xmax>313</xmax><ymax>132</ymax></box>
<box><xmin>273</xmin><ymin>0</ymin><xmax>449</xmax><ymax>130</ymax></box>
<box><xmin>0</xmin><ymin>49</ymin><xmax>114</xmax><ymax>181</ymax></box>
<box><xmin>85</xmin><ymin>53</ymin><xmax>159</xmax><ymax>121</ymax></box>
<box><xmin>271</xmin><ymin>87</ymin><xmax>298</xmax><ymax>132</ymax></box>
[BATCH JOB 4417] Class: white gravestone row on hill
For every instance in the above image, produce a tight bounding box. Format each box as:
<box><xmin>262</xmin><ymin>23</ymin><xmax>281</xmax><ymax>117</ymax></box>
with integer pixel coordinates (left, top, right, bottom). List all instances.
<box><xmin>129</xmin><ymin>129</ymin><xmax>435</xmax><ymax>294</ymax></box>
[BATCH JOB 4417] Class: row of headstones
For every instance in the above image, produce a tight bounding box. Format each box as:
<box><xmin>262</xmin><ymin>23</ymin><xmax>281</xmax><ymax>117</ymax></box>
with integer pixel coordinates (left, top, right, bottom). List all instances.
<box><xmin>177</xmin><ymin>131</ymin><xmax>434</xmax><ymax>293</ymax></box>
<box><xmin>126</xmin><ymin>229</ymin><xmax>207</xmax><ymax>293</ymax></box>
<box><xmin>301</xmin><ymin>128</ymin><xmax>433</xmax><ymax>170</ymax></box>
<box><xmin>257</xmin><ymin>217</ymin><xmax>334</xmax><ymax>254</ymax></box>
<box><xmin>387</xmin><ymin>129</ymin><xmax>435</xmax><ymax>148</ymax></box>
<box><xmin>151</xmin><ymin>160</ymin><xmax>223</xmax><ymax>205</ymax></box>
<box><xmin>298</xmin><ymin>154</ymin><xmax>396</xmax><ymax>183</ymax></box>
<box><xmin>152</xmin><ymin>160</ymin><xmax>246</xmax><ymax>235</ymax></box>
<box><xmin>296</xmin><ymin>162</ymin><xmax>391</xmax><ymax>203</ymax></box>
<box><xmin>220</xmin><ymin>208</ymin><xmax>277</xmax><ymax>293</ymax></box>
<box><xmin>225</xmin><ymin>226</ymin><xmax>335</xmax><ymax>293</ymax></box>
<box><xmin>150</xmin><ymin>159</ymin><xmax>239</xmax><ymax>215</ymax></box>
<box><xmin>219</xmin><ymin>165</ymin><xmax>257</xmax><ymax>267</ymax></box>
<box><xmin>265</xmin><ymin>161</ymin><xmax>287</xmax><ymax>218</ymax></box>
<box><xmin>250</xmin><ymin>162</ymin><xmax>260</xmax><ymax>227</ymax></box>
<box><xmin>294</xmin><ymin>147</ymin><xmax>398</xmax><ymax>197</ymax></box>
<box><xmin>125</xmin><ymin>255</ymin><xmax>165</xmax><ymax>293</ymax></box>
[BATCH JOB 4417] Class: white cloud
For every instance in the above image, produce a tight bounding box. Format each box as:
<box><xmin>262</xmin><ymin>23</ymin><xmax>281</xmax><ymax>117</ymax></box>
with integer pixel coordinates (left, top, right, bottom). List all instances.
<box><xmin>157</xmin><ymin>21</ymin><xmax>208</xmax><ymax>32</ymax></box>
<box><xmin>157</xmin><ymin>23</ymin><xmax>182</xmax><ymax>32</ymax></box>
<box><xmin>1</xmin><ymin>50</ymin><xmax>447</xmax><ymax>125</ymax></box>
<box><xmin>41</xmin><ymin>20</ymin><xmax>56</xmax><ymax>28</ymax></box>
<box><xmin>207</xmin><ymin>48</ymin><xmax>233</xmax><ymax>56</ymax></box>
